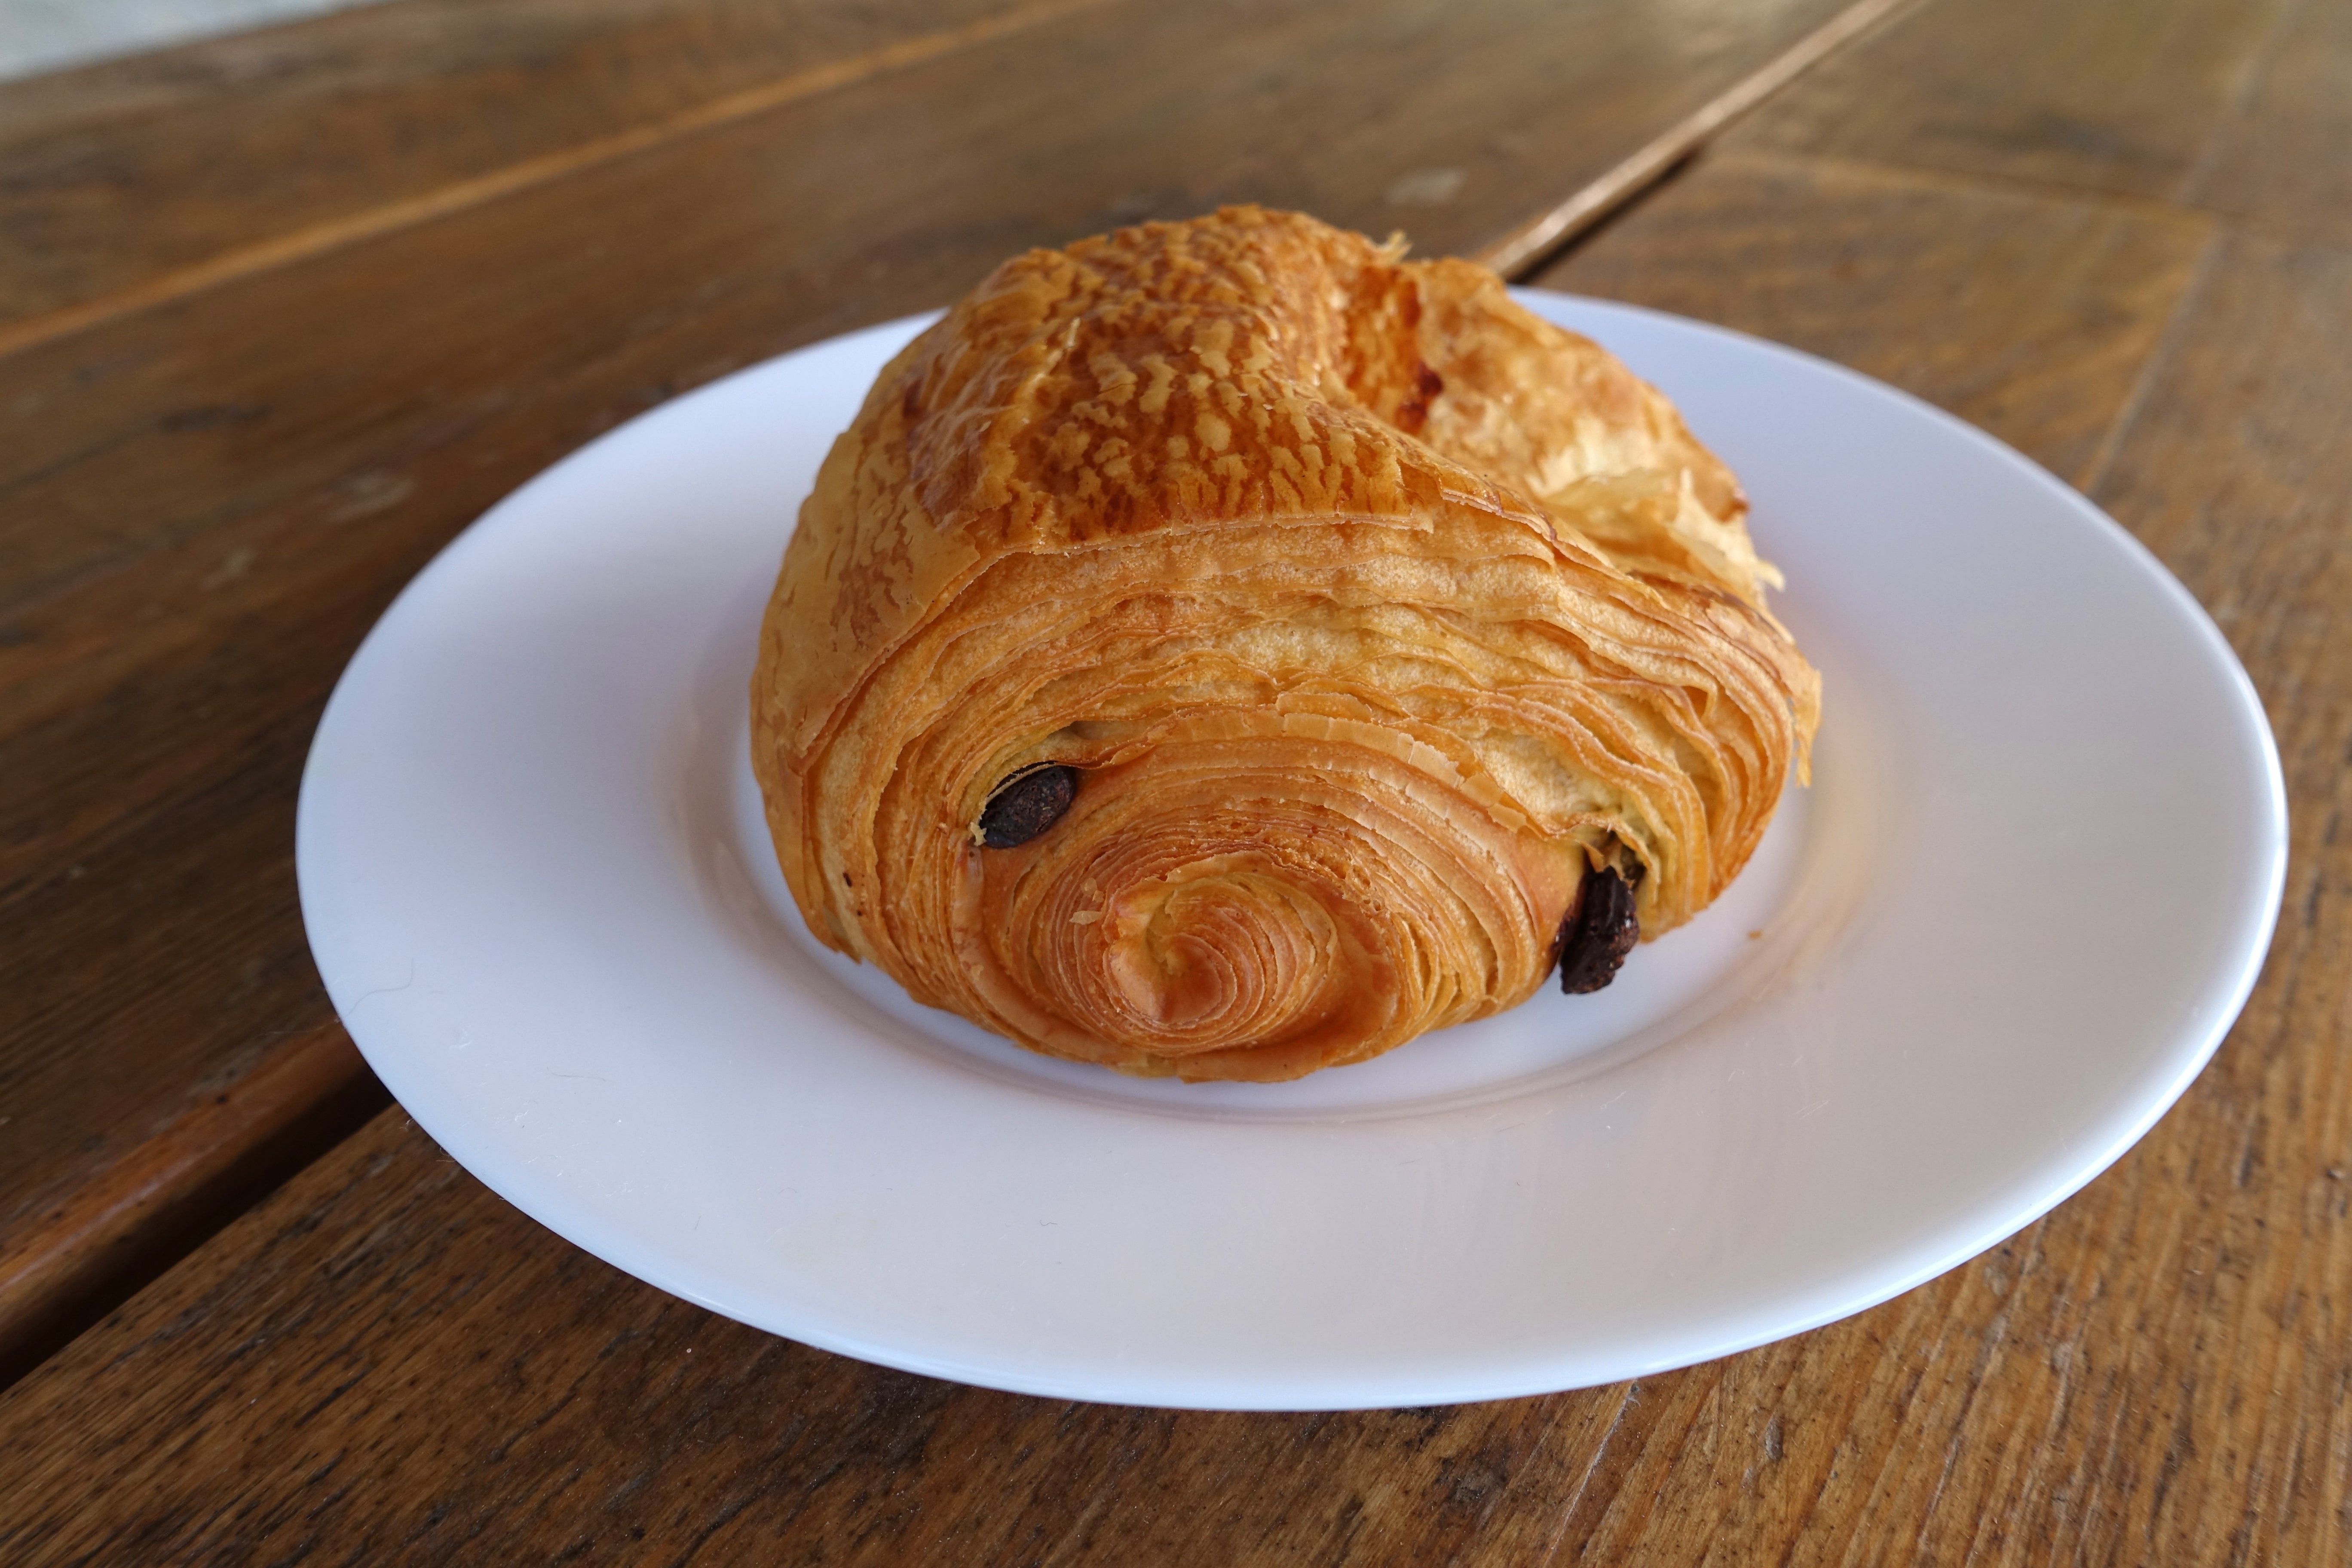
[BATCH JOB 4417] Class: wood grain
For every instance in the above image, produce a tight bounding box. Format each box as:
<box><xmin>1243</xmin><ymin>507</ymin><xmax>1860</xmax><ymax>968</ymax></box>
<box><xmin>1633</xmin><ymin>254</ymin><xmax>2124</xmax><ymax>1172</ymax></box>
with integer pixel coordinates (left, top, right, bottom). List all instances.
<box><xmin>14</xmin><ymin>0</ymin><xmax>2352</xmax><ymax>1550</ymax></box>
<box><xmin>0</xmin><ymin>1025</ymin><xmax>384</xmax><ymax>1385</ymax></box>
<box><xmin>0</xmin><ymin>0</ymin><xmax>1885</xmax><ymax>1365</ymax></box>
<box><xmin>11</xmin><ymin>0</ymin><xmax>2352</xmax><ymax>1556</ymax></box>
<box><xmin>2056</xmin><ymin>231</ymin><xmax>2352</xmax><ymax>1564</ymax></box>
<box><xmin>0</xmin><ymin>0</ymin><xmax>1056</xmax><ymax>327</ymax></box>
<box><xmin>0</xmin><ymin>0</ymin><xmax>1876</xmax><ymax>358</ymax></box>
<box><xmin>1470</xmin><ymin>0</ymin><xmax>1912</xmax><ymax>276</ymax></box>
<box><xmin>2182</xmin><ymin>0</ymin><xmax>2352</xmax><ymax>248</ymax></box>
<box><xmin>1538</xmin><ymin>147</ymin><xmax>2213</xmax><ymax>484</ymax></box>
<box><xmin>0</xmin><ymin>0</ymin><xmax>1879</xmax><ymax>613</ymax></box>
<box><xmin>1729</xmin><ymin>0</ymin><xmax>2294</xmax><ymax>200</ymax></box>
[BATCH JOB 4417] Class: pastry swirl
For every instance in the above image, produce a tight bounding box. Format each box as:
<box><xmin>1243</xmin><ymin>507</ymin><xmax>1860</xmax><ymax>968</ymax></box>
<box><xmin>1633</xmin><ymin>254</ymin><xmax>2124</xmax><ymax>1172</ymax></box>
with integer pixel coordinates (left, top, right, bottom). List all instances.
<box><xmin>752</xmin><ymin>207</ymin><xmax>1818</xmax><ymax>1081</ymax></box>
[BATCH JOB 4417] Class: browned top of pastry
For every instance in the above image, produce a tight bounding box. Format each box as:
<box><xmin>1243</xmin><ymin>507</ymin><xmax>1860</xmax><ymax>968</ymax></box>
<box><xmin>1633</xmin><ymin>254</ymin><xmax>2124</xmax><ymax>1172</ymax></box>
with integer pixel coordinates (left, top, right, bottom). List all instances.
<box><xmin>767</xmin><ymin>206</ymin><xmax>1795</xmax><ymax>761</ymax></box>
<box><xmin>754</xmin><ymin>207</ymin><xmax>1816</xmax><ymax>1080</ymax></box>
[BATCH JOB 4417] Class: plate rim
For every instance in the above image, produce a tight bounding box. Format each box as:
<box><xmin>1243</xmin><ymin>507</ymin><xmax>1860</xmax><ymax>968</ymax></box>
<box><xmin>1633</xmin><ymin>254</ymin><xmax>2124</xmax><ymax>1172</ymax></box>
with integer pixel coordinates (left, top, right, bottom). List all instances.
<box><xmin>297</xmin><ymin>292</ymin><xmax>2288</xmax><ymax>1410</ymax></box>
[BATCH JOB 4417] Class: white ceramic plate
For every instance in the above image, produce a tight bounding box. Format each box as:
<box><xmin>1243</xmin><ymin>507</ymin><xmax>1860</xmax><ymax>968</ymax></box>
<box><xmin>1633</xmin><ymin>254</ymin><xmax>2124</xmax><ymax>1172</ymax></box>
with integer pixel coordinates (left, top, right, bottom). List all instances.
<box><xmin>298</xmin><ymin>294</ymin><xmax>2285</xmax><ymax>1411</ymax></box>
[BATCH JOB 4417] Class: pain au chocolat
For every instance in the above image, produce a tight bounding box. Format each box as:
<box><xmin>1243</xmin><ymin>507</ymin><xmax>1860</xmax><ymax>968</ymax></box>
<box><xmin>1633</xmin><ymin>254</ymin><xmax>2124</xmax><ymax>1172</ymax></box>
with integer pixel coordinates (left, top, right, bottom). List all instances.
<box><xmin>751</xmin><ymin>206</ymin><xmax>1818</xmax><ymax>1082</ymax></box>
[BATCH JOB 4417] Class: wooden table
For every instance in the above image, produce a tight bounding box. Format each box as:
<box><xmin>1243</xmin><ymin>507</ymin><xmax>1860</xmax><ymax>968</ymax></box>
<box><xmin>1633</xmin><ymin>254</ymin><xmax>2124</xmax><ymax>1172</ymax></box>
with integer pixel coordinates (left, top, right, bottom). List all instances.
<box><xmin>3</xmin><ymin>0</ymin><xmax>2346</xmax><ymax>1559</ymax></box>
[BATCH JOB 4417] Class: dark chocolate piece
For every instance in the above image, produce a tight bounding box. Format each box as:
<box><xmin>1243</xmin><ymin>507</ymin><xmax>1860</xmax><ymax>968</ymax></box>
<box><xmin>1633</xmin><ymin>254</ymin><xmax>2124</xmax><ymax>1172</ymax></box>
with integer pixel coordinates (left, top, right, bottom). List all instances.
<box><xmin>977</xmin><ymin>765</ymin><xmax>1079</xmax><ymax>849</ymax></box>
<box><xmin>1557</xmin><ymin>866</ymin><xmax>1639</xmax><ymax>993</ymax></box>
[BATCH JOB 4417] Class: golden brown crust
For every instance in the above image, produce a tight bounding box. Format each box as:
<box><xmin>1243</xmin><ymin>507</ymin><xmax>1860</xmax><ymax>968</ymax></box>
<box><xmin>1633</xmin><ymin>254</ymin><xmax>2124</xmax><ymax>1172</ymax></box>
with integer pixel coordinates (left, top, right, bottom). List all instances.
<box><xmin>751</xmin><ymin>206</ymin><xmax>1818</xmax><ymax>1081</ymax></box>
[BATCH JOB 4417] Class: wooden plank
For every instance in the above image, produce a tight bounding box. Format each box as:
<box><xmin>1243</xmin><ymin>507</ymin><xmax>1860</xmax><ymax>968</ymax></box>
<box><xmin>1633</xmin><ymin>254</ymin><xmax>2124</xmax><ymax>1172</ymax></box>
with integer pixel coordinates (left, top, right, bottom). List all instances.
<box><xmin>0</xmin><ymin>1027</ymin><xmax>384</xmax><ymax>1385</ymax></box>
<box><xmin>1730</xmin><ymin>0</ymin><xmax>2294</xmax><ymax>200</ymax></box>
<box><xmin>0</xmin><ymin>689</ymin><xmax>393</xmax><ymax>1379</ymax></box>
<box><xmin>2183</xmin><ymin>0</ymin><xmax>2352</xmax><ymax>248</ymax></box>
<box><xmin>0</xmin><ymin>0</ymin><xmax>1880</xmax><ymax>607</ymax></box>
<box><xmin>1470</xmin><ymin>0</ymin><xmax>1910</xmax><ymax>276</ymax></box>
<box><xmin>2</xmin><ymin>698</ymin><xmax>345</xmax><ymax>1215</ymax></box>
<box><xmin>0</xmin><ymin>0</ymin><xmax>1890</xmax><ymax>1382</ymax></box>
<box><xmin>0</xmin><ymin>0</ymin><xmax>1061</xmax><ymax>327</ymax></box>
<box><xmin>20</xmin><ymin>35</ymin><xmax>2352</xmax><ymax>1557</ymax></box>
<box><xmin>1536</xmin><ymin>146</ymin><xmax>2214</xmax><ymax>484</ymax></box>
<box><xmin>0</xmin><ymin>0</ymin><xmax>1882</xmax><ymax>359</ymax></box>
<box><xmin>2030</xmin><ymin>231</ymin><xmax>2352</xmax><ymax>1567</ymax></box>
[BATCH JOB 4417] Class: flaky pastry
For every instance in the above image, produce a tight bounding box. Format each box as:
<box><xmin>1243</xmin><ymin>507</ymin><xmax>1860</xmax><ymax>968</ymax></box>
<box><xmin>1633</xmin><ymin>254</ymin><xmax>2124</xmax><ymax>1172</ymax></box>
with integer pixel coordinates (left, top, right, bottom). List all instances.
<box><xmin>752</xmin><ymin>207</ymin><xmax>1818</xmax><ymax>1081</ymax></box>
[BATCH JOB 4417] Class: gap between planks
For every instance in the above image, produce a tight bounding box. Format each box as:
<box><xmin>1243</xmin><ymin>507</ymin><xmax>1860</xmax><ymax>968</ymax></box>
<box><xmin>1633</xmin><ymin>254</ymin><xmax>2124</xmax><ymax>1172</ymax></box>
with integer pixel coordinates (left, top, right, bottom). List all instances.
<box><xmin>0</xmin><ymin>0</ymin><xmax>1124</xmax><ymax>363</ymax></box>
<box><xmin>0</xmin><ymin>1024</ymin><xmax>387</xmax><ymax>1387</ymax></box>
<box><xmin>1473</xmin><ymin>0</ymin><xmax>1920</xmax><ymax>276</ymax></box>
<box><xmin>0</xmin><ymin>0</ymin><xmax>1915</xmax><ymax>365</ymax></box>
